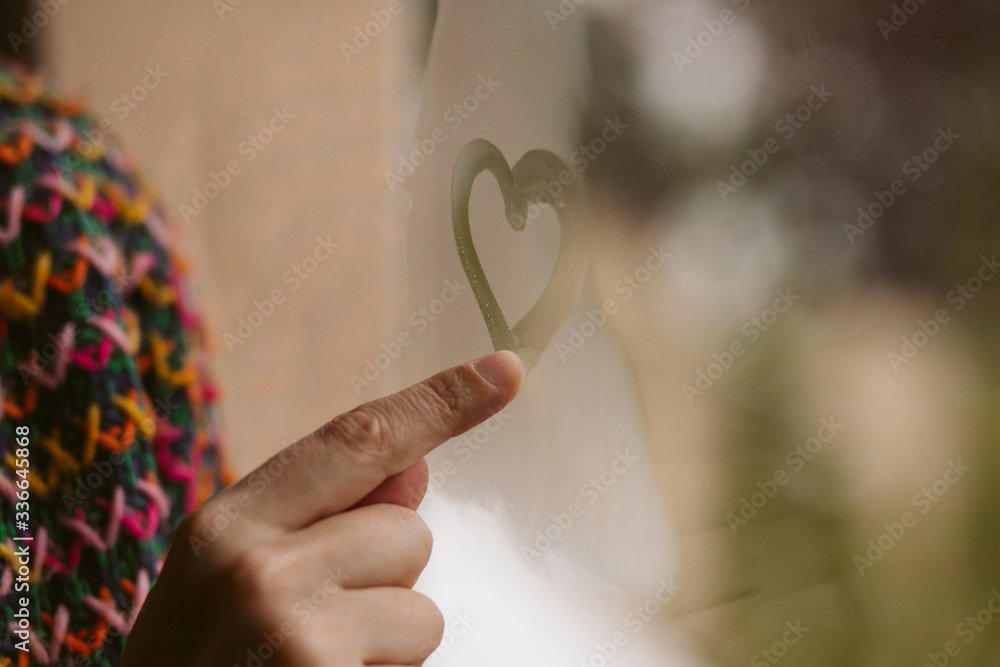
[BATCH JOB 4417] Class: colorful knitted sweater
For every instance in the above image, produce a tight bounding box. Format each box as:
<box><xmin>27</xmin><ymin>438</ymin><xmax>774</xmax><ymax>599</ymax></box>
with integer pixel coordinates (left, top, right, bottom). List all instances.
<box><xmin>0</xmin><ymin>62</ymin><xmax>233</xmax><ymax>666</ymax></box>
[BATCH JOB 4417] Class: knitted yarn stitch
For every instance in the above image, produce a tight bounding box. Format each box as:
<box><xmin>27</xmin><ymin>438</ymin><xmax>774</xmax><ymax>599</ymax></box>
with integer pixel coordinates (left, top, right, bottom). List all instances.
<box><xmin>0</xmin><ymin>61</ymin><xmax>233</xmax><ymax>666</ymax></box>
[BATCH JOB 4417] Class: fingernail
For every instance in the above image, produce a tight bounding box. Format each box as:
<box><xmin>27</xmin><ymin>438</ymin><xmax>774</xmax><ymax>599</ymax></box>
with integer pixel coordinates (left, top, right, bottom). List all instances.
<box><xmin>473</xmin><ymin>350</ymin><xmax>523</xmax><ymax>389</ymax></box>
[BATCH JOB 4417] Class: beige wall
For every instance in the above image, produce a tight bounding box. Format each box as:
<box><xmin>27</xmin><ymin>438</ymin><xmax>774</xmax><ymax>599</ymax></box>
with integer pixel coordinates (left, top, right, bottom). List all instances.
<box><xmin>44</xmin><ymin>0</ymin><xmax>428</xmax><ymax>472</ymax></box>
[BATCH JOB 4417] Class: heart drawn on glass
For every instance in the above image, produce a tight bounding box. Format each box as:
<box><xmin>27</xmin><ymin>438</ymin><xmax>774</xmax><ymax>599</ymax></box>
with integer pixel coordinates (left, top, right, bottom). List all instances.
<box><xmin>451</xmin><ymin>138</ymin><xmax>589</xmax><ymax>371</ymax></box>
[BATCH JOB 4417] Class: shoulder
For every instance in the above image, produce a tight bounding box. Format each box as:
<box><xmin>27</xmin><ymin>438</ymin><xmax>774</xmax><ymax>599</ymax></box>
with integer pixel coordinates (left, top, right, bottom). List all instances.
<box><xmin>0</xmin><ymin>59</ymin><xmax>232</xmax><ymax>663</ymax></box>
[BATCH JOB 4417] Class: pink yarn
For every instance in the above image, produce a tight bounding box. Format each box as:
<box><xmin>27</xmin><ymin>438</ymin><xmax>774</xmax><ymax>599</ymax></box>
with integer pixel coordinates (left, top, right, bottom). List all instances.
<box><xmin>24</xmin><ymin>119</ymin><xmax>73</xmax><ymax>153</ymax></box>
<box><xmin>16</xmin><ymin>323</ymin><xmax>75</xmax><ymax>389</ymax></box>
<box><xmin>60</xmin><ymin>513</ymin><xmax>108</xmax><ymax>551</ymax></box>
<box><xmin>123</xmin><ymin>252</ymin><xmax>157</xmax><ymax>292</ymax></box>
<box><xmin>137</xmin><ymin>478</ymin><xmax>171</xmax><ymax>520</ymax></box>
<box><xmin>143</xmin><ymin>211</ymin><xmax>172</xmax><ymax>247</ymax></box>
<box><xmin>105</xmin><ymin>486</ymin><xmax>125</xmax><ymax>547</ymax></box>
<box><xmin>82</xmin><ymin>596</ymin><xmax>128</xmax><ymax>634</ymax></box>
<box><xmin>122</xmin><ymin>503</ymin><xmax>161</xmax><ymax>541</ymax></box>
<box><xmin>49</xmin><ymin>605</ymin><xmax>69</xmax><ymax>661</ymax></box>
<box><xmin>69</xmin><ymin>235</ymin><xmax>120</xmax><ymax>276</ymax></box>
<box><xmin>91</xmin><ymin>194</ymin><xmax>118</xmax><ymax>222</ymax></box>
<box><xmin>22</xmin><ymin>192</ymin><xmax>62</xmax><ymax>223</ymax></box>
<box><xmin>87</xmin><ymin>312</ymin><xmax>132</xmax><ymax>352</ymax></box>
<box><xmin>128</xmin><ymin>568</ymin><xmax>150</xmax><ymax>631</ymax></box>
<box><xmin>0</xmin><ymin>185</ymin><xmax>24</xmax><ymax>244</ymax></box>
<box><xmin>32</xmin><ymin>527</ymin><xmax>48</xmax><ymax>580</ymax></box>
<box><xmin>71</xmin><ymin>338</ymin><xmax>113</xmax><ymax>371</ymax></box>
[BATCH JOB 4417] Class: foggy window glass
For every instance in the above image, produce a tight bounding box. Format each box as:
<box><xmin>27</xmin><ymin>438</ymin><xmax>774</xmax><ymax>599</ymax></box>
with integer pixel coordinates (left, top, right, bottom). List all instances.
<box><xmin>399</xmin><ymin>3</ymin><xmax>690</xmax><ymax>664</ymax></box>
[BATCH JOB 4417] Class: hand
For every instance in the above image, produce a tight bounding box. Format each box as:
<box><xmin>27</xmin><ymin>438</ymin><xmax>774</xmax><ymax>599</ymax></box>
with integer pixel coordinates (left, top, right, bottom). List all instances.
<box><xmin>121</xmin><ymin>351</ymin><xmax>524</xmax><ymax>667</ymax></box>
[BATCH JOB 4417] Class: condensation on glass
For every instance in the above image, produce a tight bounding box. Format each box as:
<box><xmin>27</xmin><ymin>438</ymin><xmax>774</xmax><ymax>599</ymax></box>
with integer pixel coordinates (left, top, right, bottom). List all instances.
<box><xmin>400</xmin><ymin>3</ymin><xmax>697</xmax><ymax>664</ymax></box>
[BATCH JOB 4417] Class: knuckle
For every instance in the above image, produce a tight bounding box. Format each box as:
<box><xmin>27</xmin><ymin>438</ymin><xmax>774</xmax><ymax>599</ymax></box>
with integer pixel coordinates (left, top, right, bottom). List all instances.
<box><xmin>412</xmin><ymin>590</ymin><xmax>446</xmax><ymax>645</ymax></box>
<box><xmin>223</xmin><ymin>545</ymin><xmax>290</xmax><ymax>605</ymax></box>
<box><xmin>175</xmin><ymin>508</ymin><xmax>205</xmax><ymax>546</ymax></box>
<box><xmin>419</xmin><ymin>373</ymin><xmax>466</xmax><ymax>428</ymax></box>
<box><xmin>176</xmin><ymin>507</ymin><xmax>235</xmax><ymax>559</ymax></box>
<box><xmin>404</xmin><ymin>511</ymin><xmax>434</xmax><ymax>559</ymax></box>
<box><xmin>321</xmin><ymin>407</ymin><xmax>392</xmax><ymax>468</ymax></box>
<box><xmin>412</xmin><ymin>512</ymin><xmax>434</xmax><ymax>549</ymax></box>
<box><xmin>383</xmin><ymin>505</ymin><xmax>433</xmax><ymax>574</ymax></box>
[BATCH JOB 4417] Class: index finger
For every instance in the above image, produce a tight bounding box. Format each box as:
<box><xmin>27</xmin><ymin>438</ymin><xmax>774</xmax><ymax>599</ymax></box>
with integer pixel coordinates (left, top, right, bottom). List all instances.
<box><xmin>229</xmin><ymin>350</ymin><xmax>523</xmax><ymax>530</ymax></box>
